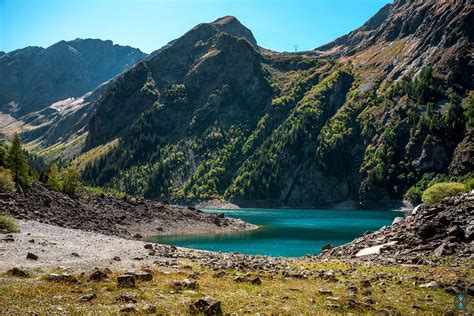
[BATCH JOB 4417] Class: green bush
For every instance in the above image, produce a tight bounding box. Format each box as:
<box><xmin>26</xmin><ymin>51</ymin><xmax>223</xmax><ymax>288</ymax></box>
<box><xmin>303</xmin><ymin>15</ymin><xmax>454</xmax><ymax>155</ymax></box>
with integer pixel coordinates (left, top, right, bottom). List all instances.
<box><xmin>465</xmin><ymin>178</ymin><xmax>474</xmax><ymax>191</ymax></box>
<box><xmin>0</xmin><ymin>167</ymin><xmax>16</xmax><ymax>192</ymax></box>
<box><xmin>46</xmin><ymin>164</ymin><xmax>61</xmax><ymax>191</ymax></box>
<box><xmin>61</xmin><ymin>167</ymin><xmax>82</xmax><ymax>194</ymax></box>
<box><xmin>422</xmin><ymin>182</ymin><xmax>465</xmax><ymax>206</ymax></box>
<box><xmin>0</xmin><ymin>215</ymin><xmax>20</xmax><ymax>233</ymax></box>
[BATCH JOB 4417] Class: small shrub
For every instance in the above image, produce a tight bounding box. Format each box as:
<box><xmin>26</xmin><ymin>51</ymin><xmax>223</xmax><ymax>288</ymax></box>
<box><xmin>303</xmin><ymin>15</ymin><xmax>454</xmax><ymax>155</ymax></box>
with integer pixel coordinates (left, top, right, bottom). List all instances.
<box><xmin>0</xmin><ymin>215</ymin><xmax>20</xmax><ymax>233</ymax></box>
<box><xmin>403</xmin><ymin>186</ymin><xmax>422</xmax><ymax>204</ymax></box>
<box><xmin>422</xmin><ymin>182</ymin><xmax>465</xmax><ymax>206</ymax></box>
<box><xmin>0</xmin><ymin>167</ymin><xmax>16</xmax><ymax>192</ymax></box>
<box><xmin>465</xmin><ymin>178</ymin><xmax>474</xmax><ymax>191</ymax></box>
<box><xmin>61</xmin><ymin>167</ymin><xmax>81</xmax><ymax>194</ymax></box>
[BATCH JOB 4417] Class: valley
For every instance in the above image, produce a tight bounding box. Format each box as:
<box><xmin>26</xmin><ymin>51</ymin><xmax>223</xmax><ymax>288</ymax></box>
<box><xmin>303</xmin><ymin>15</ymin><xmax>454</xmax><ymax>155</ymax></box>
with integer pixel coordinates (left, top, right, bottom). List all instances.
<box><xmin>0</xmin><ymin>0</ymin><xmax>473</xmax><ymax>313</ymax></box>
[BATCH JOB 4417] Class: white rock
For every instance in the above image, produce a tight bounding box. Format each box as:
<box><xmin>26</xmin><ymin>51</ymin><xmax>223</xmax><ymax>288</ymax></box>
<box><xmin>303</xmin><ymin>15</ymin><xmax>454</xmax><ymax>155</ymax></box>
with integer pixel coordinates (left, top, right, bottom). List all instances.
<box><xmin>419</xmin><ymin>281</ymin><xmax>439</xmax><ymax>289</ymax></box>
<box><xmin>392</xmin><ymin>217</ymin><xmax>404</xmax><ymax>225</ymax></box>
<box><xmin>355</xmin><ymin>241</ymin><xmax>397</xmax><ymax>257</ymax></box>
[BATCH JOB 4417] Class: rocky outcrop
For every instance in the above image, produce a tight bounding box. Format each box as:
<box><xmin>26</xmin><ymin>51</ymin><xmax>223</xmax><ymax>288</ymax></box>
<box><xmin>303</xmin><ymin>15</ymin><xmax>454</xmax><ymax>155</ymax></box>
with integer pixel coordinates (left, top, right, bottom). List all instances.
<box><xmin>0</xmin><ymin>182</ymin><xmax>256</xmax><ymax>238</ymax></box>
<box><xmin>321</xmin><ymin>192</ymin><xmax>474</xmax><ymax>261</ymax></box>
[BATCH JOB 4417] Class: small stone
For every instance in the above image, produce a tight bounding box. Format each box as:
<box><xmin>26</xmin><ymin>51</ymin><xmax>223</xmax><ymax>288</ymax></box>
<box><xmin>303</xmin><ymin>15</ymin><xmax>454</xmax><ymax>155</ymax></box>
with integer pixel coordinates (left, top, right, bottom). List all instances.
<box><xmin>113</xmin><ymin>256</ymin><xmax>122</xmax><ymax>261</ymax></box>
<box><xmin>79</xmin><ymin>293</ymin><xmax>96</xmax><ymax>302</ymax></box>
<box><xmin>26</xmin><ymin>252</ymin><xmax>38</xmax><ymax>260</ymax></box>
<box><xmin>213</xmin><ymin>271</ymin><xmax>226</xmax><ymax>278</ymax></box>
<box><xmin>28</xmin><ymin>239</ymin><xmax>35</xmax><ymax>243</ymax></box>
<box><xmin>71</xmin><ymin>252</ymin><xmax>80</xmax><ymax>257</ymax></box>
<box><xmin>117</xmin><ymin>275</ymin><xmax>136</xmax><ymax>288</ymax></box>
<box><xmin>189</xmin><ymin>297</ymin><xmax>222</xmax><ymax>315</ymax></box>
<box><xmin>133</xmin><ymin>233</ymin><xmax>143</xmax><ymax>240</ymax></box>
<box><xmin>116</xmin><ymin>295</ymin><xmax>137</xmax><ymax>303</ymax></box>
<box><xmin>419</xmin><ymin>281</ymin><xmax>439</xmax><ymax>289</ymax></box>
<box><xmin>326</xmin><ymin>303</ymin><xmax>341</xmax><ymax>309</ymax></box>
<box><xmin>360</xmin><ymin>279</ymin><xmax>371</xmax><ymax>287</ymax></box>
<box><xmin>251</xmin><ymin>277</ymin><xmax>262</xmax><ymax>285</ymax></box>
<box><xmin>7</xmin><ymin>267</ymin><xmax>29</xmax><ymax>277</ymax></box>
<box><xmin>318</xmin><ymin>289</ymin><xmax>333</xmax><ymax>295</ymax></box>
<box><xmin>142</xmin><ymin>304</ymin><xmax>157</xmax><ymax>314</ymax></box>
<box><xmin>321</xmin><ymin>244</ymin><xmax>334</xmax><ymax>252</ymax></box>
<box><xmin>144</xmin><ymin>244</ymin><xmax>153</xmax><ymax>249</ymax></box>
<box><xmin>326</xmin><ymin>296</ymin><xmax>340</xmax><ymax>302</ymax></box>
<box><xmin>90</xmin><ymin>270</ymin><xmax>108</xmax><ymax>281</ymax></box>
<box><xmin>120</xmin><ymin>304</ymin><xmax>138</xmax><ymax>313</ymax></box>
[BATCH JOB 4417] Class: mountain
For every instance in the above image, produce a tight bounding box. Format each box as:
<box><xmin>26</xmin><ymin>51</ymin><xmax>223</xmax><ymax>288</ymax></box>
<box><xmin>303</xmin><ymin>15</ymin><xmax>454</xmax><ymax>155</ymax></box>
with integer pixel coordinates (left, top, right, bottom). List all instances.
<box><xmin>10</xmin><ymin>2</ymin><xmax>474</xmax><ymax>208</ymax></box>
<box><xmin>0</xmin><ymin>39</ymin><xmax>145</xmax><ymax>116</ymax></box>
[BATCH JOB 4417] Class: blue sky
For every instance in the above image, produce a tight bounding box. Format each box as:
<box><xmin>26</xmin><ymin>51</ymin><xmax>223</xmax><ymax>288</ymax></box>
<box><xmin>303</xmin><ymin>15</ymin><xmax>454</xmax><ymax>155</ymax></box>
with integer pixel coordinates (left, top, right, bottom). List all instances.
<box><xmin>0</xmin><ymin>0</ymin><xmax>390</xmax><ymax>53</ymax></box>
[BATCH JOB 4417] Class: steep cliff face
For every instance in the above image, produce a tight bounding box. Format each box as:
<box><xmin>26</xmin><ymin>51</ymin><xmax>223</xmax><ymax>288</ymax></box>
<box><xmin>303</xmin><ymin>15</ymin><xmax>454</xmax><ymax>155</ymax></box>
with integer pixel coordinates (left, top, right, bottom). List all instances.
<box><xmin>0</xmin><ymin>39</ymin><xmax>145</xmax><ymax>116</ymax></box>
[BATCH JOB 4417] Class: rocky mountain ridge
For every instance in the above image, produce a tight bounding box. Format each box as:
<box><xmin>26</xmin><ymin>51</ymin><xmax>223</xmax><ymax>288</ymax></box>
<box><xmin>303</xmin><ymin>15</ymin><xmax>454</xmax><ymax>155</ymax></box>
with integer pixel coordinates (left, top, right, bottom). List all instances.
<box><xmin>2</xmin><ymin>2</ymin><xmax>473</xmax><ymax>208</ymax></box>
<box><xmin>0</xmin><ymin>38</ymin><xmax>145</xmax><ymax>116</ymax></box>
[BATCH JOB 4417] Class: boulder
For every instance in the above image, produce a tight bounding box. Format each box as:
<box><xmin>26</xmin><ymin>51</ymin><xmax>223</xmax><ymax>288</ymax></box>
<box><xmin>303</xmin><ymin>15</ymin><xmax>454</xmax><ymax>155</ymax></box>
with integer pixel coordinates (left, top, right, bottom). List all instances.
<box><xmin>117</xmin><ymin>275</ymin><xmax>136</xmax><ymax>288</ymax></box>
<box><xmin>90</xmin><ymin>270</ymin><xmax>108</xmax><ymax>281</ymax></box>
<box><xmin>7</xmin><ymin>267</ymin><xmax>29</xmax><ymax>277</ymax></box>
<box><xmin>26</xmin><ymin>252</ymin><xmax>38</xmax><ymax>260</ymax></box>
<box><xmin>120</xmin><ymin>304</ymin><xmax>138</xmax><ymax>313</ymax></box>
<box><xmin>189</xmin><ymin>297</ymin><xmax>222</xmax><ymax>315</ymax></box>
<box><xmin>134</xmin><ymin>272</ymin><xmax>153</xmax><ymax>282</ymax></box>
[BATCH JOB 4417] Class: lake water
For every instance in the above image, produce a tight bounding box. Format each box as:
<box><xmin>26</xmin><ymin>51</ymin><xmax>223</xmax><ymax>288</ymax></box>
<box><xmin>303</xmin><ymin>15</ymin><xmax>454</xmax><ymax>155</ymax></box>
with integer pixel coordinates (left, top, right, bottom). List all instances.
<box><xmin>149</xmin><ymin>208</ymin><xmax>403</xmax><ymax>257</ymax></box>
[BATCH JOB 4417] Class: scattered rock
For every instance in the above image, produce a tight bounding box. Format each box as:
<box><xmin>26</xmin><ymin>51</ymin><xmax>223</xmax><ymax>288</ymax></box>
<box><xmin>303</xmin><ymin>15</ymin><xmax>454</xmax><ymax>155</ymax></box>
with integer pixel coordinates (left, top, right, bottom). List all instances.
<box><xmin>134</xmin><ymin>272</ymin><xmax>153</xmax><ymax>282</ymax></box>
<box><xmin>79</xmin><ymin>294</ymin><xmax>97</xmax><ymax>302</ymax></box>
<box><xmin>90</xmin><ymin>270</ymin><xmax>108</xmax><ymax>281</ymax></box>
<box><xmin>318</xmin><ymin>289</ymin><xmax>333</xmax><ymax>295</ymax></box>
<box><xmin>117</xmin><ymin>275</ymin><xmax>136</xmax><ymax>288</ymax></box>
<box><xmin>189</xmin><ymin>297</ymin><xmax>222</xmax><ymax>315</ymax></box>
<box><xmin>113</xmin><ymin>256</ymin><xmax>122</xmax><ymax>261</ymax></box>
<box><xmin>144</xmin><ymin>244</ymin><xmax>153</xmax><ymax>249</ymax></box>
<box><xmin>171</xmin><ymin>278</ymin><xmax>198</xmax><ymax>291</ymax></box>
<box><xmin>116</xmin><ymin>295</ymin><xmax>137</xmax><ymax>303</ymax></box>
<box><xmin>26</xmin><ymin>252</ymin><xmax>38</xmax><ymax>260</ymax></box>
<box><xmin>142</xmin><ymin>304</ymin><xmax>157</xmax><ymax>314</ymax></box>
<box><xmin>7</xmin><ymin>267</ymin><xmax>29</xmax><ymax>277</ymax></box>
<box><xmin>46</xmin><ymin>273</ymin><xmax>79</xmax><ymax>284</ymax></box>
<box><xmin>251</xmin><ymin>277</ymin><xmax>262</xmax><ymax>285</ymax></box>
<box><xmin>120</xmin><ymin>304</ymin><xmax>138</xmax><ymax>313</ymax></box>
<box><xmin>419</xmin><ymin>281</ymin><xmax>439</xmax><ymax>289</ymax></box>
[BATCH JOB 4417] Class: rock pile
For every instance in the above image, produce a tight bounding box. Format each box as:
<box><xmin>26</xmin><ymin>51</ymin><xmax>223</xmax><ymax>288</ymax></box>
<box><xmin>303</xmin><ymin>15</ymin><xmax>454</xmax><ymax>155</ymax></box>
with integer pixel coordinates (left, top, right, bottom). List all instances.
<box><xmin>320</xmin><ymin>193</ymin><xmax>473</xmax><ymax>262</ymax></box>
<box><xmin>0</xmin><ymin>182</ymin><xmax>256</xmax><ymax>238</ymax></box>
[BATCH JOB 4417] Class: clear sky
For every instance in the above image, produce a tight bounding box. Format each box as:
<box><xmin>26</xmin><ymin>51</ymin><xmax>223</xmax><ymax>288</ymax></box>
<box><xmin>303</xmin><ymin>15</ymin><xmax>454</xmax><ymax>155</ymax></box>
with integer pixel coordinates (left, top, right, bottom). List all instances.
<box><xmin>0</xmin><ymin>0</ymin><xmax>390</xmax><ymax>54</ymax></box>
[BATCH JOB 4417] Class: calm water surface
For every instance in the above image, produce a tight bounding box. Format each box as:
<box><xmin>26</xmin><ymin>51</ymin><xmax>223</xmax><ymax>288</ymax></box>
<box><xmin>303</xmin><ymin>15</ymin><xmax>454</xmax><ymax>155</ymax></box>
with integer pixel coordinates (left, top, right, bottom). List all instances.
<box><xmin>149</xmin><ymin>208</ymin><xmax>403</xmax><ymax>257</ymax></box>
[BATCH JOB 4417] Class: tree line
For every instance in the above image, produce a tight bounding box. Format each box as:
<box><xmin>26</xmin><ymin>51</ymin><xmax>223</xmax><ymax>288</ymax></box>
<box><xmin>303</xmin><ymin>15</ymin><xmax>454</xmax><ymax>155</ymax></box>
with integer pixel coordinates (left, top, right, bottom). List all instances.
<box><xmin>0</xmin><ymin>134</ymin><xmax>81</xmax><ymax>194</ymax></box>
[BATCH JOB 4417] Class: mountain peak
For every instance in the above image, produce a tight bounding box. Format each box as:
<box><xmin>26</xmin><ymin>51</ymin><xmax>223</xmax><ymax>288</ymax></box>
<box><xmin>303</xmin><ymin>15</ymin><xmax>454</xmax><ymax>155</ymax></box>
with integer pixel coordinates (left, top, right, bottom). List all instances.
<box><xmin>211</xmin><ymin>16</ymin><xmax>258</xmax><ymax>48</ymax></box>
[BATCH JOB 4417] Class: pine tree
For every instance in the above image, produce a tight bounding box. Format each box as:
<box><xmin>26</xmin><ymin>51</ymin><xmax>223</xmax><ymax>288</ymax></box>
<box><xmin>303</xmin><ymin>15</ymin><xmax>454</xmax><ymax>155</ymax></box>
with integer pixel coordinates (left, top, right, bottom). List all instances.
<box><xmin>46</xmin><ymin>164</ymin><xmax>61</xmax><ymax>190</ymax></box>
<box><xmin>6</xmin><ymin>134</ymin><xmax>31</xmax><ymax>187</ymax></box>
<box><xmin>0</xmin><ymin>142</ymin><xmax>7</xmax><ymax>167</ymax></box>
<box><xmin>61</xmin><ymin>167</ymin><xmax>81</xmax><ymax>194</ymax></box>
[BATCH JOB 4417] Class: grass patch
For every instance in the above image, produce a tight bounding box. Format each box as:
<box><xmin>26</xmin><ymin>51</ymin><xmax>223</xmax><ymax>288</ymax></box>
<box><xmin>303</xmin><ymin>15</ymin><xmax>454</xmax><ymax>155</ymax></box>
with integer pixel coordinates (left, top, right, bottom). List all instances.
<box><xmin>0</xmin><ymin>215</ymin><xmax>20</xmax><ymax>233</ymax></box>
<box><xmin>0</xmin><ymin>259</ymin><xmax>471</xmax><ymax>314</ymax></box>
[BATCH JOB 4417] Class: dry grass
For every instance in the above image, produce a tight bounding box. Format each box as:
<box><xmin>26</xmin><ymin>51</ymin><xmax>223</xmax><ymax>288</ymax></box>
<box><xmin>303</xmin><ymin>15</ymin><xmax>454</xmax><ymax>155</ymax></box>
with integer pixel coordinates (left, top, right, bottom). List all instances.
<box><xmin>0</xmin><ymin>259</ymin><xmax>471</xmax><ymax>314</ymax></box>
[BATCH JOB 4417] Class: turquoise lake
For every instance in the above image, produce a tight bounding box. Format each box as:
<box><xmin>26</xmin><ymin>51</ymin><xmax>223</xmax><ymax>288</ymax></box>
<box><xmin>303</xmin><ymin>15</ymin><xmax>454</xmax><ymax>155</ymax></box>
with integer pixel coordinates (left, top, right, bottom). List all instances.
<box><xmin>150</xmin><ymin>208</ymin><xmax>403</xmax><ymax>257</ymax></box>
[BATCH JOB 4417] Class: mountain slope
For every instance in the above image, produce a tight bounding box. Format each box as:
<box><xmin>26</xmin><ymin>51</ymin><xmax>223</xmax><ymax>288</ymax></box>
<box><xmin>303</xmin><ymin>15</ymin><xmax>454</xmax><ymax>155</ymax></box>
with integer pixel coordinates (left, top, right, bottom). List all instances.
<box><xmin>0</xmin><ymin>39</ymin><xmax>145</xmax><ymax>116</ymax></box>
<box><xmin>12</xmin><ymin>3</ymin><xmax>473</xmax><ymax>208</ymax></box>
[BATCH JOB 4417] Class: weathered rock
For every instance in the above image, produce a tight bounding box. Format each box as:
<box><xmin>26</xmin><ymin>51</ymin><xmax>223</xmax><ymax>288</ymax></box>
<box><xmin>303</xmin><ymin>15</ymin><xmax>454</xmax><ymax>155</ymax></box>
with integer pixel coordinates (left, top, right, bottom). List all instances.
<box><xmin>79</xmin><ymin>294</ymin><xmax>97</xmax><ymax>302</ymax></box>
<box><xmin>117</xmin><ymin>275</ymin><xmax>136</xmax><ymax>288</ymax></box>
<box><xmin>318</xmin><ymin>289</ymin><xmax>333</xmax><ymax>295</ymax></box>
<box><xmin>251</xmin><ymin>277</ymin><xmax>262</xmax><ymax>285</ymax></box>
<box><xmin>419</xmin><ymin>281</ymin><xmax>439</xmax><ymax>289</ymax></box>
<box><xmin>116</xmin><ymin>295</ymin><xmax>137</xmax><ymax>303</ymax></box>
<box><xmin>144</xmin><ymin>244</ymin><xmax>153</xmax><ymax>249</ymax></box>
<box><xmin>90</xmin><ymin>270</ymin><xmax>108</xmax><ymax>281</ymax></box>
<box><xmin>189</xmin><ymin>297</ymin><xmax>222</xmax><ymax>315</ymax></box>
<box><xmin>120</xmin><ymin>304</ymin><xmax>138</xmax><ymax>313</ymax></box>
<box><xmin>26</xmin><ymin>252</ymin><xmax>38</xmax><ymax>260</ymax></box>
<box><xmin>7</xmin><ymin>267</ymin><xmax>29</xmax><ymax>277</ymax></box>
<box><xmin>142</xmin><ymin>304</ymin><xmax>157</xmax><ymax>314</ymax></box>
<box><xmin>171</xmin><ymin>278</ymin><xmax>198</xmax><ymax>291</ymax></box>
<box><xmin>134</xmin><ymin>272</ymin><xmax>153</xmax><ymax>282</ymax></box>
<box><xmin>46</xmin><ymin>273</ymin><xmax>79</xmax><ymax>283</ymax></box>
